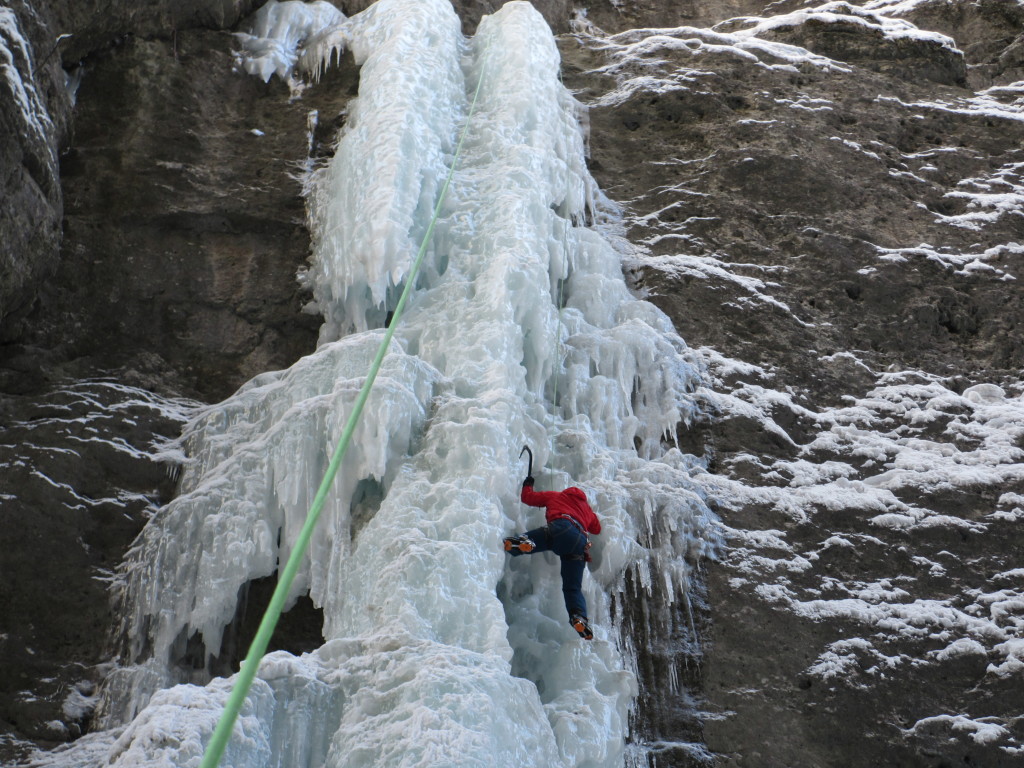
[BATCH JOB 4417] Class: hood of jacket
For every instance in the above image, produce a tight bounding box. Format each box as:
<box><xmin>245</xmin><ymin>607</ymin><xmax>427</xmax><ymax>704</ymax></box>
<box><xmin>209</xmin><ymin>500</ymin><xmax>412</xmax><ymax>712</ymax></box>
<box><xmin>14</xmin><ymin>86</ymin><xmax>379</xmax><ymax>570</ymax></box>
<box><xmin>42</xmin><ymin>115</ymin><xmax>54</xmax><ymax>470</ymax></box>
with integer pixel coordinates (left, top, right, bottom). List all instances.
<box><xmin>564</xmin><ymin>487</ymin><xmax>588</xmax><ymax>503</ymax></box>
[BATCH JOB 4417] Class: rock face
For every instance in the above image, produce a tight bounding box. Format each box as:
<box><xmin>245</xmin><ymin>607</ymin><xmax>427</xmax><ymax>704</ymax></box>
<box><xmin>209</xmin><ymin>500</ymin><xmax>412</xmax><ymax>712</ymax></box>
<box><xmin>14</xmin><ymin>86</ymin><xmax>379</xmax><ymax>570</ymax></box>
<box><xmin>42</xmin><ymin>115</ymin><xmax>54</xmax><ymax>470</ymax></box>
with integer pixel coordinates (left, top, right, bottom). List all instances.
<box><xmin>1</xmin><ymin>0</ymin><xmax>276</xmax><ymax>338</ymax></box>
<box><xmin>0</xmin><ymin>0</ymin><xmax>70</xmax><ymax>332</ymax></box>
<box><xmin>2</xmin><ymin>0</ymin><xmax>1024</xmax><ymax>765</ymax></box>
<box><xmin>0</xmin><ymin>1</ymin><xmax>346</xmax><ymax>759</ymax></box>
<box><xmin>560</xmin><ymin>0</ymin><xmax>1024</xmax><ymax>764</ymax></box>
<box><xmin>0</xmin><ymin>378</ymin><xmax>192</xmax><ymax>750</ymax></box>
<box><xmin>24</xmin><ymin>29</ymin><xmax>346</xmax><ymax>402</ymax></box>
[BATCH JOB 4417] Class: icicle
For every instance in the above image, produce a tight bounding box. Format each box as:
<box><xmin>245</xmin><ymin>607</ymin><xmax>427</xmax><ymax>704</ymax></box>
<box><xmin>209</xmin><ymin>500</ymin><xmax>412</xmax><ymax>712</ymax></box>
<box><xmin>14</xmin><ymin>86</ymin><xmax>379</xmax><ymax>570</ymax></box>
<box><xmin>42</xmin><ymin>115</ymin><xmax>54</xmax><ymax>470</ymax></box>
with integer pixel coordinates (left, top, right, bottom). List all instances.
<box><xmin>234</xmin><ymin>0</ymin><xmax>346</xmax><ymax>83</ymax></box>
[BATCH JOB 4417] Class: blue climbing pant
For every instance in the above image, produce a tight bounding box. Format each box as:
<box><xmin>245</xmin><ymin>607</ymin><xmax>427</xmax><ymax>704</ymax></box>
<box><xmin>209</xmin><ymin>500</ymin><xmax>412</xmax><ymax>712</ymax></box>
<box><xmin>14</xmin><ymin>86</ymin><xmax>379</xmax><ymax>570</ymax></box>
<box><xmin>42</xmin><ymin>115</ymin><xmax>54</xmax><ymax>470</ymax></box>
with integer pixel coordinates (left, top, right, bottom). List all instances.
<box><xmin>508</xmin><ymin>518</ymin><xmax>588</xmax><ymax>620</ymax></box>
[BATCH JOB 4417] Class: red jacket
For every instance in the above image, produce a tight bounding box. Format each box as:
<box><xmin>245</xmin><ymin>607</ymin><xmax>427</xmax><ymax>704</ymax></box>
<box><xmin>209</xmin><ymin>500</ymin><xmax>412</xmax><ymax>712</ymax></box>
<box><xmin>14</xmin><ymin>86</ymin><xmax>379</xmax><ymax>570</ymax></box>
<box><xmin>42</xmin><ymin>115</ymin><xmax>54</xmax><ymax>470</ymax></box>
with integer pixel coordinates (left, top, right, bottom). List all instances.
<box><xmin>521</xmin><ymin>484</ymin><xmax>601</xmax><ymax>535</ymax></box>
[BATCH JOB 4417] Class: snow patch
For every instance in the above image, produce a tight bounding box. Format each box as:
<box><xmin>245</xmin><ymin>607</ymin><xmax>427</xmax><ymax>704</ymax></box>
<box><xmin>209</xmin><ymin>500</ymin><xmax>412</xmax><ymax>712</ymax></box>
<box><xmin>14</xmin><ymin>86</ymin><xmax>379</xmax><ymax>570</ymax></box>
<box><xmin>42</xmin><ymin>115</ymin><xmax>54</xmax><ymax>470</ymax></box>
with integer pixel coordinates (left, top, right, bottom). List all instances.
<box><xmin>908</xmin><ymin>714</ymin><xmax>1010</xmax><ymax>746</ymax></box>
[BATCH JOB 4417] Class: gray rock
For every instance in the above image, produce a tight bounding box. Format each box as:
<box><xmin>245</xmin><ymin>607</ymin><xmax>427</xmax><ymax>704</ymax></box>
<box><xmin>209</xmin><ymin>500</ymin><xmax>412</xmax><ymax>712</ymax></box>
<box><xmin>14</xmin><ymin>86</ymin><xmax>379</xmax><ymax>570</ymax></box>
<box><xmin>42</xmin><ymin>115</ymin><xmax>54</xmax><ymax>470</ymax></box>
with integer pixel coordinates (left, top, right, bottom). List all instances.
<box><xmin>0</xmin><ymin>0</ymin><xmax>70</xmax><ymax>334</ymax></box>
<box><xmin>561</xmin><ymin>2</ymin><xmax>1024</xmax><ymax>763</ymax></box>
<box><xmin>1</xmin><ymin>0</ymin><xmax>265</xmax><ymax>338</ymax></box>
<box><xmin>713</xmin><ymin>5</ymin><xmax>968</xmax><ymax>87</ymax></box>
<box><xmin>0</xmin><ymin>376</ymin><xmax>193</xmax><ymax>756</ymax></box>
<box><xmin>0</xmin><ymin>0</ymin><xmax>352</xmax><ymax>751</ymax></box>
<box><xmin>17</xmin><ymin>28</ymin><xmax>347</xmax><ymax>401</ymax></box>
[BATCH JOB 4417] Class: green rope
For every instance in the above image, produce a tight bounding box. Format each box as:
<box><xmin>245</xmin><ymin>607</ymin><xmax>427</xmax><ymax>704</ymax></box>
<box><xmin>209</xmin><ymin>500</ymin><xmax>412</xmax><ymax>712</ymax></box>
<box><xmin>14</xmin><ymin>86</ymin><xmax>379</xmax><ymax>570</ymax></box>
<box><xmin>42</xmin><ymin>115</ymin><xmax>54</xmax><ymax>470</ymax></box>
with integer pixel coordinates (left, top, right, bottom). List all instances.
<box><xmin>198</xmin><ymin>41</ymin><xmax>490</xmax><ymax>768</ymax></box>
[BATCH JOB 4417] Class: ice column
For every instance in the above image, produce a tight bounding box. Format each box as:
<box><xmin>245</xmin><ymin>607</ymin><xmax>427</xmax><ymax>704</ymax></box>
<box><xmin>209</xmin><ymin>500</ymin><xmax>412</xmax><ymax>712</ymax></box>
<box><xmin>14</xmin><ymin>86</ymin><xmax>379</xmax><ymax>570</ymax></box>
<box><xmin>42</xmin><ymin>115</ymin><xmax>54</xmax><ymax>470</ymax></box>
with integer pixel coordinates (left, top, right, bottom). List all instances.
<box><xmin>87</xmin><ymin>1</ymin><xmax>715</xmax><ymax>767</ymax></box>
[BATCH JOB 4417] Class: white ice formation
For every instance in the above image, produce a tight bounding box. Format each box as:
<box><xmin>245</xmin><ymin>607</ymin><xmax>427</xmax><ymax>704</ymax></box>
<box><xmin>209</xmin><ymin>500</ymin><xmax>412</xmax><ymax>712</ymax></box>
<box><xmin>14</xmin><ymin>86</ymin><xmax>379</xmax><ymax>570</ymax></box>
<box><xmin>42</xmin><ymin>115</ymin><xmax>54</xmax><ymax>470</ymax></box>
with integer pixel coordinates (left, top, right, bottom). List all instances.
<box><xmin>0</xmin><ymin>7</ymin><xmax>57</xmax><ymax>159</ymax></box>
<box><xmin>42</xmin><ymin>1</ymin><xmax>716</xmax><ymax>766</ymax></box>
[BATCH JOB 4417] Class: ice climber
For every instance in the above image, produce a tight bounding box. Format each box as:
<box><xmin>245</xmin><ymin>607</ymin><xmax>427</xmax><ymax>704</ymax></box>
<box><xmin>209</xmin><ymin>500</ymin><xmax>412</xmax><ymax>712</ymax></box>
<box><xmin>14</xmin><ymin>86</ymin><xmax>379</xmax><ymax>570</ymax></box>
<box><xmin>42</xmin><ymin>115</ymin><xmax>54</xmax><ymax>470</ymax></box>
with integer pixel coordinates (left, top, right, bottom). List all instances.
<box><xmin>503</xmin><ymin>473</ymin><xmax>601</xmax><ymax>640</ymax></box>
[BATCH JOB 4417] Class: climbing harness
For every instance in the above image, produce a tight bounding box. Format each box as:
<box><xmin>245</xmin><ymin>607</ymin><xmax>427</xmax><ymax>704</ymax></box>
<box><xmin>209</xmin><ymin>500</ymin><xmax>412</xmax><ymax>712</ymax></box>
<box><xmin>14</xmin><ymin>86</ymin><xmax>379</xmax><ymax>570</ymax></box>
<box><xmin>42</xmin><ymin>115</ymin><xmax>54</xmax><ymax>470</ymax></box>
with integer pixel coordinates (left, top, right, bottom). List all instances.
<box><xmin>556</xmin><ymin>515</ymin><xmax>592</xmax><ymax>562</ymax></box>
<box><xmin>199</xmin><ymin>37</ymin><xmax>493</xmax><ymax>768</ymax></box>
<box><xmin>557</xmin><ymin>514</ymin><xmax>585</xmax><ymax>535</ymax></box>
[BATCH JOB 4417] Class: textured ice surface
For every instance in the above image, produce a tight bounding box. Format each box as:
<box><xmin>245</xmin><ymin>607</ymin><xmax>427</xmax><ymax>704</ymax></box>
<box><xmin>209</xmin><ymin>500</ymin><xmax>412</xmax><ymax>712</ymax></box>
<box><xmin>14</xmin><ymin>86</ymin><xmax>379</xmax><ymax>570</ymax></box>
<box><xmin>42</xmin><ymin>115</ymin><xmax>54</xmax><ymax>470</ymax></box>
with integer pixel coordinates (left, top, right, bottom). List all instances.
<box><xmin>236</xmin><ymin>0</ymin><xmax>346</xmax><ymax>83</ymax></box>
<box><xmin>42</xmin><ymin>1</ymin><xmax>714</xmax><ymax>766</ymax></box>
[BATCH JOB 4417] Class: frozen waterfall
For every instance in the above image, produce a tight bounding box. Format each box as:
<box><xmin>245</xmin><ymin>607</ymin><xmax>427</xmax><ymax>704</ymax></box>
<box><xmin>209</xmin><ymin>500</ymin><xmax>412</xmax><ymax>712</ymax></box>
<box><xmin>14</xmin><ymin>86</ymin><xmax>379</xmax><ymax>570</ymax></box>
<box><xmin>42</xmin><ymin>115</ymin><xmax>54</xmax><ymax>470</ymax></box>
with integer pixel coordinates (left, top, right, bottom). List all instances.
<box><xmin>50</xmin><ymin>1</ymin><xmax>717</xmax><ymax>766</ymax></box>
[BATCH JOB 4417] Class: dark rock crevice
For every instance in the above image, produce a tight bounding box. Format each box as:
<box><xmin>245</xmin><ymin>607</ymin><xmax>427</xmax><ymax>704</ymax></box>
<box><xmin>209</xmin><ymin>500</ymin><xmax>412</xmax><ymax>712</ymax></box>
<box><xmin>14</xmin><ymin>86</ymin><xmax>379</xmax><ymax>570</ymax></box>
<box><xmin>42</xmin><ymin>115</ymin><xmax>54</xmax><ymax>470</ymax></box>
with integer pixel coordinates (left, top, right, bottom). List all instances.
<box><xmin>169</xmin><ymin>577</ymin><xmax>326</xmax><ymax>683</ymax></box>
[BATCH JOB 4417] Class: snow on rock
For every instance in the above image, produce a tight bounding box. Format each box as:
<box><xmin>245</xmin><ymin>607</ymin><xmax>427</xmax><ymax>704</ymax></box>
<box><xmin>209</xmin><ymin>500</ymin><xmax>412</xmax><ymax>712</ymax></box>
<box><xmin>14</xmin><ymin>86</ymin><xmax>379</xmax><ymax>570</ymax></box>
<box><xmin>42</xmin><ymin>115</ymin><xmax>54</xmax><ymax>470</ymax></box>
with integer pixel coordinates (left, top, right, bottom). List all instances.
<box><xmin>861</xmin><ymin>0</ymin><xmax>940</xmax><ymax>14</ymax></box>
<box><xmin>697</xmin><ymin>348</ymin><xmax>1024</xmax><ymax>720</ymax></box>
<box><xmin>575</xmin><ymin>22</ymin><xmax>850</xmax><ymax>112</ymax></box>
<box><xmin>907</xmin><ymin>714</ymin><xmax>1011</xmax><ymax>746</ymax></box>
<box><xmin>0</xmin><ymin>7</ymin><xmax>56</xmax><ymax>159</ymax></box>
<box><xmin>875</xmin><ymin>88</ymin><xmax>1024</xmax><ymax>124</ymax></box>
<box><xmin>869</xmin><ymin>241</ymin><xmax>1021</xmax><ymax>279</ymax></box>
<box><xmin>718</xmin><ymin>1</ymin><xmax>961</xmax><ymax>53</ymax></box>
<box><xmin>710</xmin><ymin>1</ymin><xmax>966</xmax><ymax>85</ymax></box>
<box><xmin>934</xmin><ymin>160</ymin><xmax>1024</xmax><ymax>233</ymax></box>
<box><xmin>42</xmin><ymin>2</ymin><xmax>716</xmax><ymax>767</ymax></box>
<box><xmin>555</xmin><ymin>3</ymin><xmax>1024</xmax><ymax>761</ymax></box>
<box><xmin>684</xmin><ymin>344</ymin><xmax>1024</xmax><ymax>756</ymax></box>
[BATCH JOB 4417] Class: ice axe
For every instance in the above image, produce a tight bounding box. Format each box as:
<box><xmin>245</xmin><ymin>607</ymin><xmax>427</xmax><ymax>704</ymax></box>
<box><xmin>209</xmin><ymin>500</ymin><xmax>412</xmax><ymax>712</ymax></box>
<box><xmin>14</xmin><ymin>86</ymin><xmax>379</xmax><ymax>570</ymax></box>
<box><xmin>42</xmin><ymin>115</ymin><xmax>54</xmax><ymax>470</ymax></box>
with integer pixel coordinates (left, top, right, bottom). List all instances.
<box><xmin>519</xmin><ymin>444</ymin><xmax>533</xmax><ymax>478</ymax></box>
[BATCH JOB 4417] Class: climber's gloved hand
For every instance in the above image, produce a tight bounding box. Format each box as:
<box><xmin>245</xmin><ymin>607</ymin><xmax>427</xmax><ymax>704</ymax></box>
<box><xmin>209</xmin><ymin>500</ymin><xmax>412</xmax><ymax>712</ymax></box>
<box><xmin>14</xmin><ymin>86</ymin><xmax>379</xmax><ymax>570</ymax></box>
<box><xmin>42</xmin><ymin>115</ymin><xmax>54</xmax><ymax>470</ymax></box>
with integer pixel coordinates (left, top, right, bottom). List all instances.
<box><xmin>523</xmin><ymin>476</ymin><xmax>535</xmax><ymax>487</ymax></box>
